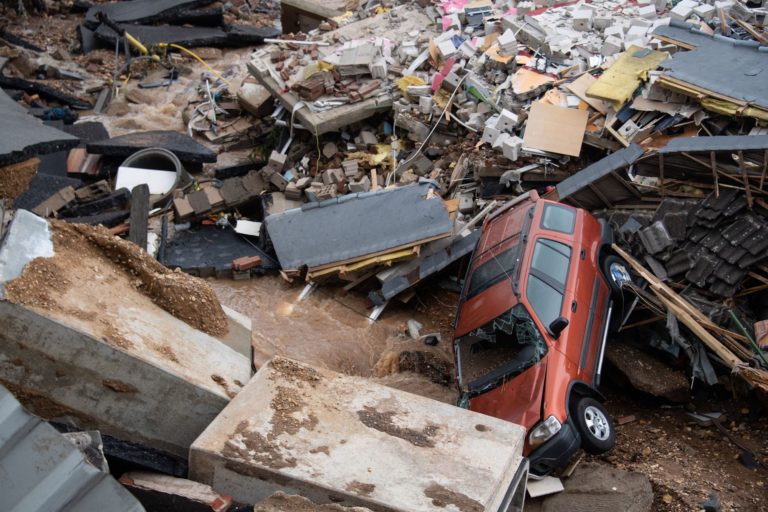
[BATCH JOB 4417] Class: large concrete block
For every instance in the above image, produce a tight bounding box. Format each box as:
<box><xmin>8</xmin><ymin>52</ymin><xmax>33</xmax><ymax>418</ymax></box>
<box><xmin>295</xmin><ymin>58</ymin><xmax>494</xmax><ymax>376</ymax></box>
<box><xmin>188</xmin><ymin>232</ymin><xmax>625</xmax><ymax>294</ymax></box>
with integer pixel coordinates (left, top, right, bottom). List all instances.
<box><xmin>0</xmin><ymin>300</ymin><xmax>251</xmax><ymax>458</ymax></box>
<box><xmin>190</xmin><ymin>357</ymin><xmax>528</xmax><ymax>511</ymax></box>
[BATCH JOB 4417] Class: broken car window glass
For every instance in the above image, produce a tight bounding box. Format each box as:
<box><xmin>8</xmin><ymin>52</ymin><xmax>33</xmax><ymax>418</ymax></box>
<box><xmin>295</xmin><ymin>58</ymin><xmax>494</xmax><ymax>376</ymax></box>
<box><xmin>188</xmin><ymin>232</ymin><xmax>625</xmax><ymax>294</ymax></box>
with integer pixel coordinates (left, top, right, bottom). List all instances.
<box><xmin>455</xmin><ymin>304</ymin><xmax>547</xmax><ymax>387</ymax></box>
<box><xmin>465</xmin><ymin>243</ymin><xmax>520</xmax><ymax>299</ymax></box>
<box><xmin>541</xmin><ymin>203</ymin><xmax>576</xmax><ymax>234</ymax></box>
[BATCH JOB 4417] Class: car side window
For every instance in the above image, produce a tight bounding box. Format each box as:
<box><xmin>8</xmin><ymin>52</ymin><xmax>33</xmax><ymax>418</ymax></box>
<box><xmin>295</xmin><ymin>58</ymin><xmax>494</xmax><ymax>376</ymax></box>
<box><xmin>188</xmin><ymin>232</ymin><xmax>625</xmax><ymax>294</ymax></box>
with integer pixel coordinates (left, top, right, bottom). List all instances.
<box><xmin>541</xmin><ymin>203</ymin><xmax>576</xmax><ymax>234</ymax></box>
<box><xmin>526</xmin><ymin>238</ymin><xmax>572</xmax><ymax>328</ymax></box>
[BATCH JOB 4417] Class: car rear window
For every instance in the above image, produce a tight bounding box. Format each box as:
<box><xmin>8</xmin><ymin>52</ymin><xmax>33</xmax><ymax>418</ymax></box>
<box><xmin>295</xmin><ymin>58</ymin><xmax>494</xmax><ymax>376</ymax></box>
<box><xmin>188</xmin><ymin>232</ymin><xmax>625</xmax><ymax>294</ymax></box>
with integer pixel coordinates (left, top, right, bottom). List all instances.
<box><xmin>466</xmin><ymin>244</ymin><xmax>519</xmax><ymax>299</ymax></box>
<box><xmin>541</xmin><ymin>203</ymin><xmax>575</xmax><ymax>234</ymax></box>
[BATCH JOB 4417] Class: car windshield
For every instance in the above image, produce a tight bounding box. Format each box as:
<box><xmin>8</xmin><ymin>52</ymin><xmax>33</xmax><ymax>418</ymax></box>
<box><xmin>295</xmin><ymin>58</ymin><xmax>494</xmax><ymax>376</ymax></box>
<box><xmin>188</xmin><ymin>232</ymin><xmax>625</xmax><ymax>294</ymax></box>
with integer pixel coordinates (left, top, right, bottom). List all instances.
<box><xmin>455</xmin><ymin>304</ymin><xmax>548</xmax><ymax>392</ymax></box>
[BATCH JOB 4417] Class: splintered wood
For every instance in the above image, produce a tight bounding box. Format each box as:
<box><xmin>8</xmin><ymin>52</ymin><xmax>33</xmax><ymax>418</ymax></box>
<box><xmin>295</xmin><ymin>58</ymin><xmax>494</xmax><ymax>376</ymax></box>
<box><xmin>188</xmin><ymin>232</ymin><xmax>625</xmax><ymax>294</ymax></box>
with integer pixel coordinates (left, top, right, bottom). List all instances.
<box><xmin>613</xmin><ymin>244</ymin><xmax>768</xmax><ymax>393</ymax></box>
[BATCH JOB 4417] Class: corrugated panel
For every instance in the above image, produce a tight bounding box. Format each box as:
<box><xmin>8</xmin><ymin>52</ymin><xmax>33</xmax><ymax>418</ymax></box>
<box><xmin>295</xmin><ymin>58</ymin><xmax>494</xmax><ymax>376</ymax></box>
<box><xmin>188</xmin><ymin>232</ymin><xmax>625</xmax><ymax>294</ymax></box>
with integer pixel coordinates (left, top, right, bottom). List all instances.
<box><xmin>0</xmin><ymin>385</ymin><xmax>145</xmax><ymax>512</ymax></box>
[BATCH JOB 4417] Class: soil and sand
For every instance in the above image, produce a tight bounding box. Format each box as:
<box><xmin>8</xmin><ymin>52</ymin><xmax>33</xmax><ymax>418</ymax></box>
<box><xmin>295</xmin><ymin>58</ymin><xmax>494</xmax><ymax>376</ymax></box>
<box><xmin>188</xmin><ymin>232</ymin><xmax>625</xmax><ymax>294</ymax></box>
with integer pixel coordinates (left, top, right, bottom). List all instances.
<box><xmin>5</xmin><ymin>220</ymin><xmax>228</xmax><ymax>336</ymax></box>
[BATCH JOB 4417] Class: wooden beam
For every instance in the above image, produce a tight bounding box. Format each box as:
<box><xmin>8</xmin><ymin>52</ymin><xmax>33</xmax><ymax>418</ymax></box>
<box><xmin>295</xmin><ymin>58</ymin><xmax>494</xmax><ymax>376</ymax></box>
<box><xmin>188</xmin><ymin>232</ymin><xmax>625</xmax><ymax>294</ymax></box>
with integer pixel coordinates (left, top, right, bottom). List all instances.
<box><xmin>738</xmin><ymin>150</ymin><xmax>753</xmax><ymax>208</ymax></box>
<box><xmin>760</xmin><ymin>150</ymin><xmax>767</xmax><ymax>192</ymax></box>
<box><xmin>710</xmin><ymin>151</ymin><xmax>719</xmax><ymax>197</ymax></box>
<box><xmin>659</xmin><ymin>153</ymin><xmax>665</xmax><ymax>197</ymax></box>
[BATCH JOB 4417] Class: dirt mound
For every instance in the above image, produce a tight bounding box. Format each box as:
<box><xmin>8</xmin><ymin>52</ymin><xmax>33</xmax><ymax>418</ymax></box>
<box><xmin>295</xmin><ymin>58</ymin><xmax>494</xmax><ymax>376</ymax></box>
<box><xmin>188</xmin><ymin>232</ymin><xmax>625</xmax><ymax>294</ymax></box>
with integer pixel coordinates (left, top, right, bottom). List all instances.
<box><xmin>6</xmin><ymin>220</ymin><xmax>228</xmax><ymax>336</ymax></box>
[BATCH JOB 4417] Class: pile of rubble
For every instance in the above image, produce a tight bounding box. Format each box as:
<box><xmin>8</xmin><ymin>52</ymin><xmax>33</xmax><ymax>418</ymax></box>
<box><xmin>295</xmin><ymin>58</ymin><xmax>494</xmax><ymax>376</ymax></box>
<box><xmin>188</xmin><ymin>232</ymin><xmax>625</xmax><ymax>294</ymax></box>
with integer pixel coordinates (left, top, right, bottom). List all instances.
<box><xmin>1</xmin><ymin>0</ymin><xmax>768</xmax><ymax>508</ymax></box>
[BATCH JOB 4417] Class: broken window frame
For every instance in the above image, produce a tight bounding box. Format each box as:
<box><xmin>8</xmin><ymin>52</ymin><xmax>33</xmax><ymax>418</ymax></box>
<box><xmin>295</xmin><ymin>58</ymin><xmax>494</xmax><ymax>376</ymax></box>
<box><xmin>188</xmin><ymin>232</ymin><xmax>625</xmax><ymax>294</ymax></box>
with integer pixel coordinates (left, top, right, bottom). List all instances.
<box><xmin>455</xmin><ymin>304</ymin><xmax>549</xmax><ymax>397</ymax></box>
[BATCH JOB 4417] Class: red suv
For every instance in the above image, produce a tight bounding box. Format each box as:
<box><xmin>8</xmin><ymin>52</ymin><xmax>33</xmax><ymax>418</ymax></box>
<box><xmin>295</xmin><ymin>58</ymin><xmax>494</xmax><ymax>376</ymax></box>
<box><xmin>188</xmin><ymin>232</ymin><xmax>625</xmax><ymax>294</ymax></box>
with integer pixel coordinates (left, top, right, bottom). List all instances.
<box><xmin>453</xmin><ymin>190</ymin><xmax>629</xmax><ymax>477</ymax></box>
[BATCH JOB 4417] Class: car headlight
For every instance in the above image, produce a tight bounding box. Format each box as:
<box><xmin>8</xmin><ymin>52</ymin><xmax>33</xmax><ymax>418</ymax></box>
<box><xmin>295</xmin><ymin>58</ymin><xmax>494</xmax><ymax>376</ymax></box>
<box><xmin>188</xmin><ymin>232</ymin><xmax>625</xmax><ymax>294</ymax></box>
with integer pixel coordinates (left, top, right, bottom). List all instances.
<box><xmin>528</xmin><ymin>415</ymin><xmax>562</xmax><ymax>448</ymax></box>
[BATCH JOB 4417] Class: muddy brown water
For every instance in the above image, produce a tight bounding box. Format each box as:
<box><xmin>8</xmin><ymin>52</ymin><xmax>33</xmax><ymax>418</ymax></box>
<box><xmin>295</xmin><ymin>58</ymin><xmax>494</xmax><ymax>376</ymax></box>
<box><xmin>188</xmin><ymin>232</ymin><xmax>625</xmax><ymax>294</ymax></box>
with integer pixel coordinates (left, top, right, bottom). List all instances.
<box><xmin>209</xmin><ymin>276</ymin><xmax>459</xmax><ymax>404</ymax></box>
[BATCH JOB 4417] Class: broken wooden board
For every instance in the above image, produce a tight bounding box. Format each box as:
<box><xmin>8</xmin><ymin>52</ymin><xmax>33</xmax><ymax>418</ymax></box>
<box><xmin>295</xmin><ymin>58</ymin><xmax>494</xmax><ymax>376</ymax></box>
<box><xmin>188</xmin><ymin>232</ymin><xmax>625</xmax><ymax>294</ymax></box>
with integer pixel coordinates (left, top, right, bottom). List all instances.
<box><xmin>565</xmin><ymin>73</ymin><xmax>611</xmax><ymax>115</ymax></box>
<box><xmin>523</xmin><ymin>102</ymin><xmax>589</xmax><ymax>157</ymax></box>
<box><xmin>86</xmin><ymin>130</ymin><xmax>217</xmax><ymax>163</ymax></box>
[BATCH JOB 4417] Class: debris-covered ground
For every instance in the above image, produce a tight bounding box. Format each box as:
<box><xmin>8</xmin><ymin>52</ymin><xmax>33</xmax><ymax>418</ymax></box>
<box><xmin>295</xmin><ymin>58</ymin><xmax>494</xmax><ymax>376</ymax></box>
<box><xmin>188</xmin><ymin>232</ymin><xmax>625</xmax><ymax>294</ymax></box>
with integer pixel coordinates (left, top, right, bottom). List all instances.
<box><xmin>1</xmin><ymin>0</ymin><xmax>768</xmax><ymax>510</ymax></box>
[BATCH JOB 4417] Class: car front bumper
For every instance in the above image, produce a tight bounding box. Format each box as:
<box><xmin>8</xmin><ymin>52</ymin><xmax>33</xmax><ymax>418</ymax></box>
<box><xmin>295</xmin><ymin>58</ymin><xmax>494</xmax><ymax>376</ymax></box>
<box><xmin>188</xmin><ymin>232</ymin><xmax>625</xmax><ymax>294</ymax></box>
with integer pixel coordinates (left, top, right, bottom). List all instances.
<box><xmin>528</xmin><ymin>417</ymin><xmax>581</xmax><ymax>477</ymax></box>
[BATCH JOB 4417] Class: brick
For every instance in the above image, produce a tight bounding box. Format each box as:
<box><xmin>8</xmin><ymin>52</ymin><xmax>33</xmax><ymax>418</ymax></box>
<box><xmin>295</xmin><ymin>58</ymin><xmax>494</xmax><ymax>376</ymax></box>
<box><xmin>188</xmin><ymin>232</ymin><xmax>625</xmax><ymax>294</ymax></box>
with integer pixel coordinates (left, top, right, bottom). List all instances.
<box><xmin>496</xmin><ymin>109</ymin><xmax>518</xmax><ymax>132</ymax></box>
<box><xmin>348</xmin><ymin>176</ymin><xmax>371</xmax><ymax>193</ymax></box>
<box><xmin>693</xmin><ymin>3</ymin><xmax>715</xmax><ymax>19</ymax></box>
<box><xmin>173</xmin><ymin>197</ymin><xmax>194</xmax><ymax>221</ymax></box>
<box><xmin>241</xmin><ymin>171</ymin><xmax>266</xmax><ymax>195</ymax></box>
<box><xmin>75</xmin><ymin>180</ymin><xmax>111</xmax><ymax>203</ymax></box>
<box><xmin>572</xmin><ymin>10</ymin><xmax>594</xmax><ymax>31</ymax></box>
<box><xmin>232</xmin><ymin>255</ymin><xmax>263</xmax><ymax>271</ymax></box>
<box><xmin>284</xmin><ymin>181</ymin><xmax>302</xmax><ymax>200</ymax></box>
<box><xmin>502</xmin><ymin>135</ymin><xmax>524</xmax><ymax>161</ymax></box>
<box><xmin>220</xmin><ymin>178</ymin><xmax>249</xmax><ymax>206</ymax></box>
<box><xmin>341</xmin><ymin>160</ymin><xmax>359</xmax><ymax>177</ymax></box>
<box><xmin>203</xmin><ymin>186</ymin><xmax>224</xmax><ymax>208</ymax></box>
<box><xmin>638</xmin><ymin>4</ymin><xmax>657</xmax><ymax>18</ymax></box>
<box><xmin>32</xmin><ymin>186</ymin><xmax>76</xmax><ymax>217</ymax></box>
<box><xmin>269</xmin><ymin>172</ymin><xmax>289</xmax><ymax>191</ymax></box>
<box><xmin>267</xmin><ymin>150</ymin><xmax>287</xmax><ymax>170</ymax></box>
<box><xmin>187</xmin><ymin>190</ymin><xmax>212</xmax><ymax>215</ymax></box>
<box><xmin>295</xmin><ymin>177</ymin><xmax>312</xmax><ymax>190</ymax></box>
<box><xmin>602</xmin><ymin>36</ymin><xmax>623</xmax><ymax>56</ymax></box>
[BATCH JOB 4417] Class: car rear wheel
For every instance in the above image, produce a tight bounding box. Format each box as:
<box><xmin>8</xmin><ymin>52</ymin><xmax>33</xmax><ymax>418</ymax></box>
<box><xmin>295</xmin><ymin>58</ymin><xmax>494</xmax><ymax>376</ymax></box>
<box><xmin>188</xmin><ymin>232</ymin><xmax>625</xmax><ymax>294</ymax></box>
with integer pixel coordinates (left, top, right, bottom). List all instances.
<box><xmin>603</xmin><ymin>255</ymin><xmax>631</xmax><ymax>296</ymax></box>
<box><xmin>573</xmin><ymin>397</ymin><xmax>615</xmax><ymax>454</ymax></box>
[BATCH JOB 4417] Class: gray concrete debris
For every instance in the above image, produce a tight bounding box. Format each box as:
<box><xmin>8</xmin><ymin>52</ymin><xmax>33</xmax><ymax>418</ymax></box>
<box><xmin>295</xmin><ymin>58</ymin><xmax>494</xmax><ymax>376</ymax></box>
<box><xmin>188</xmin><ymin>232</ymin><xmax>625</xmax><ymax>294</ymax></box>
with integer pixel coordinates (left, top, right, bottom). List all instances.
<box><xmin>0</xmin><ymin>384</ymin><xmax>145</xmax><ymax>512</ymax></box>
<box><xmin>190</xmin><ymin>357</ymin><xmax>528</xmax><ymax>510</ymax></box>
<box><xmin>0</xmin><ymin>209</ymin><xmax>54</xmax><ymax>298</ymax></box>
<box><xmin>527</xmin><ymin>463</ymin><xmax>653</xmax><ymax>512</ymax></box>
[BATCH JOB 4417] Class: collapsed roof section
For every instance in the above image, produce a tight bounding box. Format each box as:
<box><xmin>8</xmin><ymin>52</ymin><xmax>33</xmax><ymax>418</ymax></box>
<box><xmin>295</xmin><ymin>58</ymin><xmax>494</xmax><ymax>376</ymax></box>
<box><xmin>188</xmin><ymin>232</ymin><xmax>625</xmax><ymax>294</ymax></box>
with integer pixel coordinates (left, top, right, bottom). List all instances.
<box><xmin>0</xmin><ymin>89</ymin><xmax>79</xmax><ymax>167</ymax></box>
<box><xmin>653</xmin><ymin>21</ymin><xmax>768</xmax><ymax>121</ymax></box>
<box><xmin>265</xmin><ymin>183</ymin><xmax>453</xmax><ymax>273</ymax></box>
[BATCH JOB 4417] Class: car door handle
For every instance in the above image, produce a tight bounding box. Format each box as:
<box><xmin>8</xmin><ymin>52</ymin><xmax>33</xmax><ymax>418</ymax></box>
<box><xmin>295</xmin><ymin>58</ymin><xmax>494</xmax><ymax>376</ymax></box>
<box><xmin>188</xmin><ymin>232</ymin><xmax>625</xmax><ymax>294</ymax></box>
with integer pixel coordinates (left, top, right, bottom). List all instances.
<box><xmin>571</xmin><ymin>300</ymin><xmax>577</xmax><ymax>312</ymax></box>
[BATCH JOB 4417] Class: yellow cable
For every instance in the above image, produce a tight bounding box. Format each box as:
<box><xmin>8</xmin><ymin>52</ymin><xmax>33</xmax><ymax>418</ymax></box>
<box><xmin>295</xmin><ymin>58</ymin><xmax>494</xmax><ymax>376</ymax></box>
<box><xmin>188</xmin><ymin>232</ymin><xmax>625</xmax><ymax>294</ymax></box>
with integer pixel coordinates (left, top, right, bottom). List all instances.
<box><xmin>159</xmin><ymin>43</ymin><xmax>231</xmax><ymax>87</ymax></box>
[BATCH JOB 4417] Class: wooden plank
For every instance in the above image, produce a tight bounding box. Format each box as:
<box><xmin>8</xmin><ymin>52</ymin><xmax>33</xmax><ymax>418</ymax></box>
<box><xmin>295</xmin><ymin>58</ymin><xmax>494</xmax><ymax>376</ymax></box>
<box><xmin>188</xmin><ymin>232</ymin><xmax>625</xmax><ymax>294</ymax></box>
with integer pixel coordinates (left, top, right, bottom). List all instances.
<box><xmin>738</xmin><ymin>150</ymin><xmax>753</xmax><ymax>208</ymax></box>
<box><xmin>612</xmin><ymin>245</ymin><xmax>748</xmax><ymax>356</ymax></box>
<box><xmin>128</xmin><ymin>184</ymin><xmax>149</xmax><ymax>250</ymax></box>
<box><xmin>710</xmin><ymin>151</ymin><xmax>719</xmax><ymax>197</ymax></box>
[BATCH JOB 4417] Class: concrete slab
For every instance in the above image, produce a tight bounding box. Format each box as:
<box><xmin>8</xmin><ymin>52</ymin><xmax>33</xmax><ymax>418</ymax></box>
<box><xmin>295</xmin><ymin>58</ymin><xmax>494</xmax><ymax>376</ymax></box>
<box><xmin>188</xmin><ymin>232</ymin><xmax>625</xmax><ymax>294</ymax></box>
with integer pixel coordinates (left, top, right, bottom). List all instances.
<box><xmin>0</xmin><ymin>210</ymin><xmax>54</xmax><ymax>298</ymax></box>
<box><xmin>190</xmin><ymin>357</ymin><xmax>528</xmax><ymax>510</ymax></box>
<box><xmin>0</xmin><ymin>218</ymin><xmax>251</xmax><ymax>457</ymax></box>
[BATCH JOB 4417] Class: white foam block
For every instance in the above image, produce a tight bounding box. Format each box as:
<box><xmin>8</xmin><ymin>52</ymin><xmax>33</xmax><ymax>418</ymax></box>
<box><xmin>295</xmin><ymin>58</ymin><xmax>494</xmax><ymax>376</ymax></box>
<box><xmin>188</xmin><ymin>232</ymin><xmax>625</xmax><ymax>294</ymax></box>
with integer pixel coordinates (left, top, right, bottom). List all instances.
<box><xmin>234</xmin><ymin>220</ymin><xmax>262</xmax><ymax>237</ymax></box>
<box><xmin>115</xmin><ymin>166</ymin><xmax>177</xmax><ymax>195</ymax></box>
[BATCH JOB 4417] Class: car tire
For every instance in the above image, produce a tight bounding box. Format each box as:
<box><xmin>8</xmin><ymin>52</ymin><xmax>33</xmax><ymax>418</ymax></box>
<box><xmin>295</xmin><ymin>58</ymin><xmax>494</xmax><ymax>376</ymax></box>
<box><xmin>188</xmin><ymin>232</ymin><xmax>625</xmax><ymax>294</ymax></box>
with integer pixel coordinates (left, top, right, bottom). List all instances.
<box><xmin>572</xmin><ymin>397</ymin><xmax>615</xmax><ymax>454</ymax></box>
<box><xmin>602</xmin><ymin>255</ymin><xmax>630</xmax><ymax>297</ymax></box>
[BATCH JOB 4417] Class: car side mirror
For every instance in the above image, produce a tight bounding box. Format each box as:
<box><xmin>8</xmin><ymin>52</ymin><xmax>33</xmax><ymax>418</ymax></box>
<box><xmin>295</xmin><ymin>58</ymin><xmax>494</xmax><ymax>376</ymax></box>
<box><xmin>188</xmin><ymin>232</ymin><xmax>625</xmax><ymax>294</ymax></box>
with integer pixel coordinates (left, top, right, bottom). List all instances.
<box><xmin>549</xmin><ymin>317</ymin><xmax>569</xmax><ymax>339</ymax></box>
